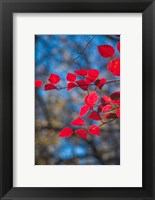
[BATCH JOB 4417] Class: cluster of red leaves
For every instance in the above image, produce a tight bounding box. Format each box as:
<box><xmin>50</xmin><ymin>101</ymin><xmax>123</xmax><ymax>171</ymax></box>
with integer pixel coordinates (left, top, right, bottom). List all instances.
<box><xmin>67</xmin><ymin>69</ymin><xmax>106</xmax><ymax>91</ymax></box>
<box><xmin>59</xmin><ymin>90</ymin><xmax>120</xmax><ymax>139</ymax></box>
<box><xmin>35</xmin><ymin>73</ymin><xmax>61</xmax><ymax>90</ymax></box>
<box><xmin>59</xmin><ymin>125</ymin><xmax>100</xmax><ymax>139</ymax></box>
<box><xmin>44</xmin><ymin>74</ymin><xmax>60</xmax><ymax>90</ymax></box>
<box><xmin>97</xmin><ymin>42</ymin><xmax>120</xmax><ymax>76</ymax></box>
<box><xmin>35</xmin><ymin>69</ymin><xmax>106</xmax><ymax>92</ymax></box>
<box><xmin>35</xmin><ymin>41</ymin><xmax>120</xmax><ymax>139</ymax></box>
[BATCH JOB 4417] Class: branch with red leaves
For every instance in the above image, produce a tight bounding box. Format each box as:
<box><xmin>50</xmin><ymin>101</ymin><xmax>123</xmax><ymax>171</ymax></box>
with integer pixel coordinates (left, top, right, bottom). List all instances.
<box><xmin>35</xmin><ymin>41</ymin><xmax>120</xmax><ymax>139</ymax></box>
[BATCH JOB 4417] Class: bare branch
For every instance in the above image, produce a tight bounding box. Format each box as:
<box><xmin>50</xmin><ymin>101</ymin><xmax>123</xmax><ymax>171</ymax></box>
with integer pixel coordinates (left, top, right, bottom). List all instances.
<box><xmin>72</xmin><ymin>35</ymin><xmax>96</xmax><ymax>62</ymax></box>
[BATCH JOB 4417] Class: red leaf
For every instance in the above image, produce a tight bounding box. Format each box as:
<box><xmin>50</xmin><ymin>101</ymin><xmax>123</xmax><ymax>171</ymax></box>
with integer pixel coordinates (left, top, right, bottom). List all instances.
<box><xmin>44</xmin><ymin>84</ymin><xmax>57</xmax><ymax>91</ymax></box>
<box><xmin>85</xmin><ymin>77</ymin><xmax>94</xmax><ymax>85</ymax></box>
<box><xmin>35</xmin><ymin>80</ymin><xmax>43</xmax><ymax>87</ymax></box>
<box><xmin>88</xmin><ymin>111</ymin><xmax>101</xmax><ymax>120</ymax></box>
<box><xmin>112</xmin><ymin>99</ymin><xmax>120</xmax><ymax>106</ymax></box>
<box><xmin>116</xmin><ymin>108</ymin><xmax>120</xmax><ymax>118</ymax></box>
<box><xmin>97</xmin><ymin>104</ymin><xmax>103</xmax><ymax>113</ymax></box>
<box><xmin>71</xmin><ymin>118</ymin><xmax>85</xmax><ymax>126</ymax></box>
<box><xmin>88</xmin><ymin>91</ymin><xmax>99</xmax><ymax>104</ymax></box>
<box><xmin>84</xmin><ymin>95</ymin><xmax>94</xmax><ymax>108</ymax></box>
<box><xmin>75</xmin><ymin>129</ymin><xmax>87</xmax><ymax>139</ymax></box>
<box><xmin>110</xmin><ymin>91</ymin><xmax>120</xmax><ymax>100</ymax></box>
<box><xmin>107</xmin><ymin>58</ymin><xmax>120</xmax><ymax>76</ymax></box>
<box><xmin>74</xmin><ymin>69</ymin><xmax>87</xmax><ymax>76</ymax></box>
<box><xmin>101</xmin><ymin>96</ymin><xmax>111</xmax><ymax>106</ymax></box>
<box><xmin>117</xmin><ymin>41</ymin><xmax>120</xmax><ymax>52</ymax></box>
<box><xmin>67</xmin><ymin>82</ymin><xmax>77</xmax><ymax>91</ymax></box>
<box><xmin>104</xmin><ymin>113</ymin><xmax>117</xmax><ymax>119</ymax></box>
<box><xmin>85</xmin><ymin>91</ymin><xmax>99</xmax><ymax>107</ymax></box>
<box><xmin>76</xmin><ymin>80</ymin><xmax>88</xmax><ymax>91</ymax></box>
<box><xmin>87</xmin><ymin>69</ymin><xmax>99</xmax><ymax>81</ymax></box>
<box><xmin>59</xmin><ymin>127</ymin><xmax>73</xmax><ymax>138</ymax></box>
<box><xmin>66</xmin><ymin>73</ymin><xmax>76</xmax><ymax>82</ymax></box>
<box><xmin>48</xmin><ymin>73</ymin><xmax>60</xmax><ymax>84</ymax></box>
<box><xmin>88</xmin><ymin>125</ymin><xmax>100</xmax><ymax>136</ymax></box>
<box><xmin>98</xmin><ymin>44</ymin><xmax>115</xmax><ymax>58</ymax></box>
<box><xmin>95</xmin><ymin>78</ymin><xmax>106</xmax><ymax>89</ymax></box>
<box><xmin>79</xmin><ymin>105</ymin><xmax>90</xmax><ymax>116</ymax></box>
<box><xmin>102</xmin><ymin>104</ymin><xmax>113</xmax><ymax>112</ymax></box>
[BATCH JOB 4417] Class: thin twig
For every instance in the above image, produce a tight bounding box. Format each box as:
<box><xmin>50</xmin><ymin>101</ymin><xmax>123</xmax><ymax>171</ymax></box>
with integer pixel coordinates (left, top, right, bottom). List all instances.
<box><xmin>98</xmin><ymin>118</ymin><xmax>116</xmax><ymax>128</ymax></box>
<box><xmin>72</xmin><ymin>35</ymin><xmax>96</xmax><ymax>62</ymax></box>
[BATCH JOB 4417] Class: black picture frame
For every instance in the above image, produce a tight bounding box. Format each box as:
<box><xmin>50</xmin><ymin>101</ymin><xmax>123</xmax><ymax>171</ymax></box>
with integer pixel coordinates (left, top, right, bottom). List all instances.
<box><xmin>0</xmin><ymin>0</ymin><xmax>155</xmax><ymax>199</ymax></box>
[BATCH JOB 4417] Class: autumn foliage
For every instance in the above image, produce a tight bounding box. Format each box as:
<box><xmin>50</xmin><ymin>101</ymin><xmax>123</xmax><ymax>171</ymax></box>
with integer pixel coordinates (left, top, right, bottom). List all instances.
<box><xmin>35</xmin><ymin>42</ymin><xmax>120</xmax><ymax>139</ymax></box>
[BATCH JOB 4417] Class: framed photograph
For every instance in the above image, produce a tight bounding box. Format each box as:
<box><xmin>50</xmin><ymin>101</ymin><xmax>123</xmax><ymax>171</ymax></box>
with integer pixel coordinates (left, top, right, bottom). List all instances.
<box><xmin>0</xmin><ymin>0</ymin><xmax>155</xmax><ymax>199</ymax></box>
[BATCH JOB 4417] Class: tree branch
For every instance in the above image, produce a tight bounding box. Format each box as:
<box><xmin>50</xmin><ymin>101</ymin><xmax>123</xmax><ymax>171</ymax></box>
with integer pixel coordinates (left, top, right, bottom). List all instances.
<box><xmin>55</xmin><ymin>79</ymin><xmax>120</xmax><ymax>90</ymax></box>
<box><xmin>72</xmin><ymin>35</ymin><xmax>96</xmax><ymax>62</ymax></box>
